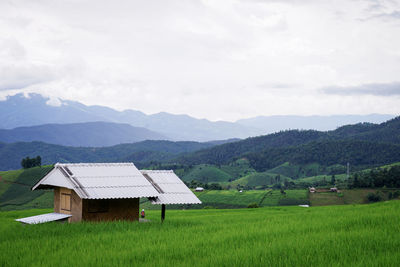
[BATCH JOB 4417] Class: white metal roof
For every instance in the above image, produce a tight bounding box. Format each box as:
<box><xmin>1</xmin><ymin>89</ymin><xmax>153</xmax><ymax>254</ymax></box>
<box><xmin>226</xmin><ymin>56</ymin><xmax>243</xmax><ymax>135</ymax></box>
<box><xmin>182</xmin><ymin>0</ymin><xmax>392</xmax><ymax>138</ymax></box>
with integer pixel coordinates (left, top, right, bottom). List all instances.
<box><xmin>15</xmin><ymin>213</ymin><xmax>72</xmax><ymax>224</ymax></box>
<box><xmin>141</xmin><ymin>170</ymin><xmax>202</xmax><ymax>205</ymax></box>
<box><xmin>32</xmin><ymin>163</ymin><xmax>159</xmax><ymax>199</ymax></box>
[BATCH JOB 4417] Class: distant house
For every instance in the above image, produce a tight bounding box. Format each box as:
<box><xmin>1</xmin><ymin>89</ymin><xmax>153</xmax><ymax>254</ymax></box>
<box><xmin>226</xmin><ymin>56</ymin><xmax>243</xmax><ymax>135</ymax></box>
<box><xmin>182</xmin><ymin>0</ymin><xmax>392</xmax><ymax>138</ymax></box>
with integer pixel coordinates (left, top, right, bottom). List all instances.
<box><xmin>195</xmin><ymin>187</ymin><xmax>204</xmax><ymax>192</ymax></box>
<box><xmin>330</xmin><ymin>187</ymin><xmax>338</xmax><ymax>192</ymax></box>
<box><xmin>17</xmin><ymin>163</ymin><xmax>201</xmax><ymax>224</ymax></box>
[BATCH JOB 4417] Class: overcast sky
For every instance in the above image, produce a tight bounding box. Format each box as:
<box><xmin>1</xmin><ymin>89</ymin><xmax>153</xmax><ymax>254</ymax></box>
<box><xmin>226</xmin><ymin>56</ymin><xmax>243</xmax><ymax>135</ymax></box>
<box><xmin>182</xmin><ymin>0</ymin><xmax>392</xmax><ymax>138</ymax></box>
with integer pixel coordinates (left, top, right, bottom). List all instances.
<box><xmin>1</xmin><ymin>0</ymin><xmax>400</xmax><ymax>121</ymax></box>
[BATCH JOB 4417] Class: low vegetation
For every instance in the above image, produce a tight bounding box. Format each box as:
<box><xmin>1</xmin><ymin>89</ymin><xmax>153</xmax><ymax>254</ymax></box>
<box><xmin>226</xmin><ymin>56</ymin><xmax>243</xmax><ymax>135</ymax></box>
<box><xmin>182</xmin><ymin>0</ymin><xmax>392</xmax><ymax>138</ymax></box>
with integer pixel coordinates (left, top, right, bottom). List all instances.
<box><xmin>1</xmin><ymin>201</ymin><xmax>400</xmax><ymax>266</ymax></box>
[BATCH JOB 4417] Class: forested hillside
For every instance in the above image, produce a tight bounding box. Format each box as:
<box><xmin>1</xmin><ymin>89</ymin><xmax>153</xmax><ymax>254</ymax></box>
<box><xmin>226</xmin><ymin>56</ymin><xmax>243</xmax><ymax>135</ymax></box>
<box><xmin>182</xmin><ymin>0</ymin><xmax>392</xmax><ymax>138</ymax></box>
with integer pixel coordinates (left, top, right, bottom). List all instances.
<box><xmin>245</xmin><ymin>140</ymin><xmax>400</xmax><ymax>172</ymax></box>
<box><xmin>0</xmin><ymin>140</ymin><xmax>218</xmax><ymax>171</ymax></box>
<box><xmin>174</xmin><ymin>116</ymin><xmax>400</xmax><ymax>168</ymax></box>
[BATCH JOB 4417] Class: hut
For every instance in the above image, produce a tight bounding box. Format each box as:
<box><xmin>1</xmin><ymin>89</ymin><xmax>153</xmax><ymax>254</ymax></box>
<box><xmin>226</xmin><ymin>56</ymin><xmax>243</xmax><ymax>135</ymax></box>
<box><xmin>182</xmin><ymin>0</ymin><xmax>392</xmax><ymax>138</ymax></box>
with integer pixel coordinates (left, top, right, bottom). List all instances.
<box><xmin>195</xmin><ymin>187</ymin><xmax>204</xmax><ymax>192</ymax></box>
<box><xmin>17</xmin><ymin>163</ymin><xmax>201</xmax><ymax>224</ymax></box>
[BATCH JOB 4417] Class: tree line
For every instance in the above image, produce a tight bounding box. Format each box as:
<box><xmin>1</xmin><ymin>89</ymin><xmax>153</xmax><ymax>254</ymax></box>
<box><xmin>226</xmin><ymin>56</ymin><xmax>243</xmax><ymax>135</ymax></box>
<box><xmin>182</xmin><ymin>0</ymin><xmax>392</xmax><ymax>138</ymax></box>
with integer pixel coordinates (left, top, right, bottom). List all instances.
<box><xmin>21</xmin><ymin>156</ymin><xmax>41</xmax><ymax>169</ymax></box>
<box><xmin>348</xmin><ymin>165</ymin><xmax>400</xmax><ymax>188</ymax></box>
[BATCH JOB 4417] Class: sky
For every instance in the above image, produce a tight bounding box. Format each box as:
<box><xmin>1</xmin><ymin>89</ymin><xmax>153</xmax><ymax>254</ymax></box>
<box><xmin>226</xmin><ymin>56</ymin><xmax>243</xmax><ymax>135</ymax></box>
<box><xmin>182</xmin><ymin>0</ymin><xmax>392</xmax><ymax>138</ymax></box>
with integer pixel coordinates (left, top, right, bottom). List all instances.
<box><xmin>0</xmin><ymin>0</ymin><xmax>400</xmax><ymax>121</ymax></box>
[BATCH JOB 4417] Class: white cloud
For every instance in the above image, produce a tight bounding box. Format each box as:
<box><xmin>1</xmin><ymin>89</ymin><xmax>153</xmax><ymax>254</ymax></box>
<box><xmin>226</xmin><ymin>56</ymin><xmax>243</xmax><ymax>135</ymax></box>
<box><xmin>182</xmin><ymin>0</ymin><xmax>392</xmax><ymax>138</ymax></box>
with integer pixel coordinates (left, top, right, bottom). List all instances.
<box><xmin>45</xmin><ymin>96</ymin><xmax>63</xmax><ymax>107</ymax></box>
<box><xmin>0</xmin><ymin>0</ymin><xmax>399</xmax><ymax>121</ymax></box>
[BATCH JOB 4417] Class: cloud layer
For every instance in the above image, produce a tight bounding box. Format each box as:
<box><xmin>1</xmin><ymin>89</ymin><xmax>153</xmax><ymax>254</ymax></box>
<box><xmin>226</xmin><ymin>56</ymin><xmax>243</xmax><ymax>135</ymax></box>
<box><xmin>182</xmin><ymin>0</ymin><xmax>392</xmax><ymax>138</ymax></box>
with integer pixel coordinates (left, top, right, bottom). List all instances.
<box><xmin>0</xmin><ymin>0</ymin><xmax>400</xmax><ymax>120</ymax></box>
<box><xmin>322</xmin><ymin>82</ymin><xmax>400</xmax><ymax>96</ymax></box>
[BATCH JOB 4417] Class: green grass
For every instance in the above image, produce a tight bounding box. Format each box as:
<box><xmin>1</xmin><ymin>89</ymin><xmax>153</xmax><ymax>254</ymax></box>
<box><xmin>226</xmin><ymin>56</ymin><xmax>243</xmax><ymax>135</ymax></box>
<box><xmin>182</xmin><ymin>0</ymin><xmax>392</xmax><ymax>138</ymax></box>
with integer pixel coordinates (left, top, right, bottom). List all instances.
<box><xmin>1</xmin><ymin>201</ymin><xmax>400</xmax><ymax>266</ymax></box>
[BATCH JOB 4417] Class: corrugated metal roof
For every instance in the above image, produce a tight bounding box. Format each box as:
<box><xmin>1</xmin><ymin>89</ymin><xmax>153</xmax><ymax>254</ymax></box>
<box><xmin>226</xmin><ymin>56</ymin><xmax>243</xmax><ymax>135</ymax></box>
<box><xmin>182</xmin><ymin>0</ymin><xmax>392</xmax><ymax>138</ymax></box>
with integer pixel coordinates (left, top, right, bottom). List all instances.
<box><xmin>84</xmin><ymin>186</ymin><xmax>159</xmax><ymax>199</ymax></box>
<box><xmin>33</xmin><ymin>163</ymin><xmax>159</xmax><ymax>199</ymax></box>
<box><xmin>15</xmin><ymin>213</ymin><xmax>72</xmax><ymax>224</ymax></box>
<box><xmin>77</xmin><ymin>176</ymin><xmax>151</xmax><ymax>188</ymax></box>
<box><xmin>150</xmin><ymin>193</ymin><xmax>202</xmax><ymax>205</ymax></box>
<box><xmin>141</xmin><ymin>170</ymin><xmax>202</xmax><ymax>205</ymax></box>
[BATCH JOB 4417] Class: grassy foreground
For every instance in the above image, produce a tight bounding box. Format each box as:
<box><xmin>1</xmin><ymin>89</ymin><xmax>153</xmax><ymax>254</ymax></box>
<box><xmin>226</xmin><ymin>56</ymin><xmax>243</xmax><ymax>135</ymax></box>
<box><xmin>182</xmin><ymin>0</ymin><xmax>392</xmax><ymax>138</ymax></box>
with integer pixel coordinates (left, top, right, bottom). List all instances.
<box><xmin>1</xmin><ymin>201</ymin><xmax>400</xmax><ymax>266</ymax></box>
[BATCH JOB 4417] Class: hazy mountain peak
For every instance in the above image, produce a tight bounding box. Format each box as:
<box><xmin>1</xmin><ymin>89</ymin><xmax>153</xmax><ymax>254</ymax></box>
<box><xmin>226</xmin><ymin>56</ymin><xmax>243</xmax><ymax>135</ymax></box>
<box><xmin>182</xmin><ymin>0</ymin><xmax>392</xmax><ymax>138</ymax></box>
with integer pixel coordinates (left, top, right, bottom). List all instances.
<box><xmin>0</xmin><ymin>92</ymin><xmax>396</xmax><ymax>141</ymax></box>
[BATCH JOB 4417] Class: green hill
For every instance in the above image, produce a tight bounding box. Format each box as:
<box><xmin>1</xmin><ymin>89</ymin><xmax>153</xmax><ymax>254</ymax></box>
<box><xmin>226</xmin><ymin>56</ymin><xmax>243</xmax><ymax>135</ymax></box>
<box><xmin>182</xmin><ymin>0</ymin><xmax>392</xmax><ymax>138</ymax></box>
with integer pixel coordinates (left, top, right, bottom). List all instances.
<box><xmin>182</xmin><ymin>164</ymin><xmax>233</xmax><ymax>183</ymax></box>
<box><xmin>231</xmin><ymin>172</ymin><xmax>290</xmax><ymax>188</ymax></box>
<box><xmin>0</xmin><ymin>166</ymin><xmax>53</xmax><ymax>210</ymax></box>
<box><xmin>219</xmin><ymin>159</ymin><xmax>256</xmax><ymax>178</ymax></box>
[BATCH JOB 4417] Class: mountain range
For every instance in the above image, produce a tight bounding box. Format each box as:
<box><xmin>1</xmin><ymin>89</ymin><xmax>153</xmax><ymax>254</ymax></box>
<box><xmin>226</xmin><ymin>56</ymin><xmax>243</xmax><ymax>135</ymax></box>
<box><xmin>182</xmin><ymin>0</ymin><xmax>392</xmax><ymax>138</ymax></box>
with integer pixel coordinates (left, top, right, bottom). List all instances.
<box><xmin>0</xmin><ymin>122</ymin><xmax>166</xmax><ymax>147</ymax></box>
<box><xmin>1</xmin><ymin>116</ymin><xmax>400</xmax><ymax>171</ymax></box>
<box><xmin>0</xmin><ymin>93</ymin><xmax>395</xmax><ymax>142</ymax></box>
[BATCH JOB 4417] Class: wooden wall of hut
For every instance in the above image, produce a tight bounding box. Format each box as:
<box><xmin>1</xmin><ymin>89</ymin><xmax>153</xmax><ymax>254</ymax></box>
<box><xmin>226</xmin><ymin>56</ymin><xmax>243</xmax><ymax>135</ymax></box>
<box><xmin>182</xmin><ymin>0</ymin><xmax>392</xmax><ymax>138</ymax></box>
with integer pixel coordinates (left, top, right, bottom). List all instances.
<box><xmin>82</xmin><ymin>198</ymin><xmax>139</xmax><ymax>222</ymax></box>
<box><xmin>54</xmin><ymin>187</ymin><xmax>82</xmax><ymax>222</ymax></box>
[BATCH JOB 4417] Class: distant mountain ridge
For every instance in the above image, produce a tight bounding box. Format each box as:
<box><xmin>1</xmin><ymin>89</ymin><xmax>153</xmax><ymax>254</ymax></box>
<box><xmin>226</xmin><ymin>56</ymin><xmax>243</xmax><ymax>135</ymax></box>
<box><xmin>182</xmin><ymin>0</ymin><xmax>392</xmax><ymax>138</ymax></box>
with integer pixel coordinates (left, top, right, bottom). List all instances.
<box><xmin>174</xmin><ymin>116</ymin><xmax>400</xmax><ymax>167</ymax></box>
<box><xmin>0</xmin><ymin>140</ymin><xmax>222</xmax><ymax>171</ymax></box>
<box><xmin>0</xmin><ymin>93</ymin><xmax>395</xmax><ymax>141</ymax></box>
<box><xmin>1</xmin><ymin>117</ymin><xmax>400</xmax><ymax>171</ymax></box>
<box><xmin>0</xmin><ymin>93</ymin><xmax>260</xmax><ymax>141</ymax></box>
<box><xmin>236</xmin><ymin>114</ymin><xmax>394</xmax><ymax>133</ymax></box>
<box><xmin>0</xmin><ymin>122</ymin><xmax>167</xmax><ymax>147</ymax></box>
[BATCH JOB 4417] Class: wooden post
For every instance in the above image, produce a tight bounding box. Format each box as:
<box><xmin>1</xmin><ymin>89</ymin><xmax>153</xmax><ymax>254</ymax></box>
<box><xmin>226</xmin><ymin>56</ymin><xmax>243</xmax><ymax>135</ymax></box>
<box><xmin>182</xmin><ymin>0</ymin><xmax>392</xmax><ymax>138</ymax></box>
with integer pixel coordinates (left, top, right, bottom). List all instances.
<box><xmin>161</xmin><ymin>204</ymin><xmax>166</xmax><ymax>223</ymax></box>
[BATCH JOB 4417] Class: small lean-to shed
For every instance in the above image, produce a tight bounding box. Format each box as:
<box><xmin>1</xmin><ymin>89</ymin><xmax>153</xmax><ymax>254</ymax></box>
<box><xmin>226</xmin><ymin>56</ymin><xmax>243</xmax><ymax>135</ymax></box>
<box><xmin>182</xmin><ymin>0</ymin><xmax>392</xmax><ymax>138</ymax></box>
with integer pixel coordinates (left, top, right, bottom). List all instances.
<box><xmin>30</xmin><ymin>163</ymin><xmax>159</xmax><ymax>222</ymax></box>
<box><xmin>141</xmin><ymin>170</ymin><xmax>202</xmax><ymax>221</ymax></box>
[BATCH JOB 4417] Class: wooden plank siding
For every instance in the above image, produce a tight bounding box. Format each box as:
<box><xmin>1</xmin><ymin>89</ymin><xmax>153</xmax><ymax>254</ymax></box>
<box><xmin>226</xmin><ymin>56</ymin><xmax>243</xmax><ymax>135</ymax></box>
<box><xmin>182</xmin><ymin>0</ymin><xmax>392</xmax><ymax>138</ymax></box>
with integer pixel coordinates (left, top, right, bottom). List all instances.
<box><xmin>54</xmin><ymin>186</ymin><xmax>139</xmax><ymax>222</ymax></box>
<box><xmin>54</xmin><ymin>187</ymin><xmax>82</xmax><ymax>222</ymax></box>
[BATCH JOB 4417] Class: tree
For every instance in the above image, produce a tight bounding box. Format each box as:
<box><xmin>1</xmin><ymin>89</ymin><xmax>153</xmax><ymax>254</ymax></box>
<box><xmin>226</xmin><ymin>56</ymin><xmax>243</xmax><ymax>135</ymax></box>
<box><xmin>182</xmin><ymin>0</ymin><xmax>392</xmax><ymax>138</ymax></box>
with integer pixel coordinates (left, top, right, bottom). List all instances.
<box><xmin>331</xmin><ymin>175</ymin><xmax>336</xmax><ymax>185</ymax></box>
<box><xmin>35</xmin><ymin>156</ymin><xmax>42</xmax><ymax>167</ymax></box>
<box><xmin>21</xmin><ymin>156</ymin><xmax>42</xmax><ymax>169</ymax></box>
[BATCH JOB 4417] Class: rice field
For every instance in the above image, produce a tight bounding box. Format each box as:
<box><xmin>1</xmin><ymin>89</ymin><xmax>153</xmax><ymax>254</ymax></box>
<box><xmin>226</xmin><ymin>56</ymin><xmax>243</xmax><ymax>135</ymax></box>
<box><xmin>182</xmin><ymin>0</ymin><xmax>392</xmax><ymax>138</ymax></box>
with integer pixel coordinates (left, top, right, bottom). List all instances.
<box><xmin>1</xmin><ymin>200</ymin><xmax>400</xmax><ymax>266</ymax></box>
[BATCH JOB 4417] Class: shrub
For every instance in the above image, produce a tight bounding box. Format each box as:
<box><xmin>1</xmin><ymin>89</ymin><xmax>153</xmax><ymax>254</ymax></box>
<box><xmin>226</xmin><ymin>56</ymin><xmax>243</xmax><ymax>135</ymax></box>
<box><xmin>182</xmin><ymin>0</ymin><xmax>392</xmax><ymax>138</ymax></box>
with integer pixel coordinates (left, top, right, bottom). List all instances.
<box><xmin>247</xmin><ymin>203</ymin><xmax>259</xmax><ymax>208</ymax></box>
<box><xmin>367</xmin><ymin>192</ymin><xmax>382</xmax><ymax>203</ymax></box>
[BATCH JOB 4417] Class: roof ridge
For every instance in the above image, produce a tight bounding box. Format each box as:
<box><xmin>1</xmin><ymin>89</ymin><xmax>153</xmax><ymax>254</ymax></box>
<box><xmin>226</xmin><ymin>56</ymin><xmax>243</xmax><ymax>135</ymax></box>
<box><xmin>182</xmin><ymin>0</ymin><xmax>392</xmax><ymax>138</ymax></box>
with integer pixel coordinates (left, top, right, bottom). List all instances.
<box><xmin>82</xmin><ymin>185</ymin><xmax>156</xmax><ymax>188</ymax></box>
<box><xmin>56</xmin><ymin>162</ymin><xmax>134</xmax><ymax>167</ymax></box>
<box><xmin>140</xmin><ymin>170</ymin><xmax>174</xmax><ymax>173</ymax></box>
